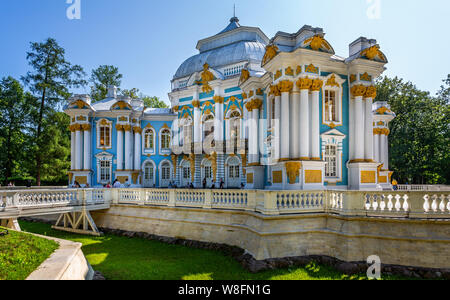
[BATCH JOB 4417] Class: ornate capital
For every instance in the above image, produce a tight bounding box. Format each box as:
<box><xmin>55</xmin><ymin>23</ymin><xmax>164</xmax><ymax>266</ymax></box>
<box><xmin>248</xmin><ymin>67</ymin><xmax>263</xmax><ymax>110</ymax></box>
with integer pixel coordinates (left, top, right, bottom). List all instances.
<box><xmin>351</xmin><ymin>84</ymin><xmax>367</xmax><ymax>97</ymax></box>
<box><xmin>123</xmin><ymin>124</ymin><xmax>132</xmax><ymax>132</ymax></box>
<box><xmin>192</xmin><ymin>100</ymin><xmax>201</xmax><ymax>109</ymax></box>
<box><xmin>278</xmin><ymin>80</ymin><xmax>293</xmax><ymax>93</ymax></box>
<box><xmin>172</xmin><ymin>106</ymin><xmax>179</xmax><ymax>112</ymax></box>
<box><xmin>245</xmin><ymin>101</ymin><xmax>253</xmax><ymax>112</ymax></box>
<box><xmin>133</xmin><ymin>126</ymin><xmax>142</xmax><ymax>134</ymax></box>
<box><xmin>81</xmin><ymin>124</ymin><xmax>91</xmax><ymax>131</ymax></box>
<box><xmin>365</xmin><ymin>86</ymin><xmax>377</xmax><ymax>99</ymax></box>
<box><xmin>241</xmin><ymin>92</ymin><xmax>248</xmax><ymax>100</ymax></box>
<box><xmin>310</xmin><ymin>79</ymin><xmax>324</xmax><ymax>92</ymax></box>
<box><xmin>213</xmin><ymin>96</ymin><xmax>224</xmax><ymax>104</ymax></box>
<box><xmin>269</xmin><ymin>85</ymin><xmax>281</xmax><ymax>97</ymax></box>
<box><xmin>296</xmin><ymin>77</ymin><xmax>313</xmax><ymax>90</ymax></box>
<box><xmin>253</xmin><ymin>99</ymin><xmax>263</xmax><ymax>110</ymax></box>
<box><xmin>115</xmin><ymin>124</ymin><xmax>124</xmax><ymax>131</ymax></box>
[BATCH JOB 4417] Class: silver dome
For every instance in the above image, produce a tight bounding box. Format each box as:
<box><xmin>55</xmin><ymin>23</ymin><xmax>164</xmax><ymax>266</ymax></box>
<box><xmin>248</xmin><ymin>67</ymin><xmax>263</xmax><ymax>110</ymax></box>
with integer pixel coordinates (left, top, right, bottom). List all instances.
<box><xmin>173</xmin><ymin>40</ymin><xmax>266</xmax><ymax>80</ymax></box>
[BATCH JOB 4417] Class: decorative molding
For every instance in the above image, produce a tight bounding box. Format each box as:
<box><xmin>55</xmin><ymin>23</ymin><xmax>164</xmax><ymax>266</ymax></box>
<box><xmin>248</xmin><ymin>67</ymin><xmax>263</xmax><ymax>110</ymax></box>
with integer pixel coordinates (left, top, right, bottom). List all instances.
<box><xmin>305</xmin><ymin>170</ymin><xmax>322</xmax><ymax>184</ymax></box>
<box><xmin>296</xmin><ymin>77</ymin><xmax>313</xmax><ymax>90</ymax></box>
<box><xmin>277</xmin><ymin>80</ymin><xmax>293</xmax><ymax>93</ymax></box>
<box><xmin>350</xmin><ymin>84</ymin><xmax>367</xmax><ymax>97</ymax></box>
<box><xmin>310</xmin><ymin>79</ymin><xmax>324</xmax><ymax>92</ymax></box>
<box><xmin>285</xmin><ymin>162</ymin><xmax>301</xmax><ymax>184</ymax></box>
<box><xmin>365</xmin><ymin>86</ymin><xmax>377</xmax><ymax>99</ymax></box>
<box><xmin>262</xmin><ymin>44</ymin><xmax>279</xmax><ymax>65</ymax></box>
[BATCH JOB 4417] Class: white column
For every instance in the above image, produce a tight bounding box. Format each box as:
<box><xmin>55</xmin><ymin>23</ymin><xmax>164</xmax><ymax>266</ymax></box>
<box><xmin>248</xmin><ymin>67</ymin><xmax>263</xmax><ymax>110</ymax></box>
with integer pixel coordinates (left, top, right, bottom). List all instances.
<box><xmin>349</xmin><ymin>98</ymin><xmax>355</xmax><ymax>161</ymax></box>
<box><xmin>193</xmin><ymin>105</ymin><xmax>201</xmax><ymax>143</ymax></box>
<box><xmin>83</xmin><ymin>126</ymin><xmax>91</xmax><ymax>170</ymax></box>
<box><xmin>134</xmin><ymin>128</ymin><xmax>141</xmax><ymax>171</ymax></box>
<box><xmin>280</xmin><ymin>88</ymin><xmax>291</xmax><ymax>160</ymax></box>
<box><xmin>274</xmin><ymin>94</ymin><xmax>281</xmax><ymax>160</ymax></box>
<box><xmin>364</xmin><ymin>97</ymin><xmax>374</xmax><ymax>161</ymax></box>
<box><xmin>253</xmin><ymin>107</ymin><xmax>260</xmax><ymax>164</ymax></box>
<box><xmin>310</xmin><ymin>89</ymin><xmax>321</xmax><ymax>160</ymax></box>
<box><xmin>380</xmin><ymin>132</ymin><xmax>386</xmax><ymax>169</ymax></box>
<box><xmin>354</xmin><ymin>96</ymin><xmax>364</xmax><ymax>161</ymax></box>
<box><xmin>290</xmin><ymin>91</ymin><xmax>300</xmax><ymax>159</ymax></box>
<box><xmin>117</xmin><ymin>127</ymin><xmax>124</xmax><ymax>170</ymax></box>
<box><xmin>299</xmin><ymin>89</ymin><xmax>310</xmax><ymax>160</ymax></box>
<box><xmin>374</xmin><ymin>132</ymin><xmax>380</xmax><ymax>163</ymax></box>
<box><xmin>125</xmin><ymin>126</ymin><xmax>132</xmax><ymax>170</ymax></box>
<box><xmin>383</xmin><ymin>133</ymin><xmax>389</xmax><ymax>170</ymax></box>
<box><xmin>75</xmin><ymin>128</ymin><xmax>83</xmax><ymax>170</ymax></box>
<box><xmin>71</xmin><ymin>131</ymin><xmax>76</xmax><ymax>170</ymax></box>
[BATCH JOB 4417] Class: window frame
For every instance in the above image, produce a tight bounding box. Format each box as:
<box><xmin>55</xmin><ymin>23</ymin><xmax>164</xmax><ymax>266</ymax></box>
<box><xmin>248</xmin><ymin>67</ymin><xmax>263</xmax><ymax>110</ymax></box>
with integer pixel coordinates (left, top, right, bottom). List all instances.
<box><xmin>143</xmin><ymin>127</ymin><xmax>156</xmax><ymax>155</ymax></box>
<box><xmin>321</xmin><ymin>73</ymin><xmax>345</xmax><ymax>128</ymax></box>
<box><xmin>96</xmin><ymin>119</ymin><xmax>112</xmax><ymax>150</ymax></box>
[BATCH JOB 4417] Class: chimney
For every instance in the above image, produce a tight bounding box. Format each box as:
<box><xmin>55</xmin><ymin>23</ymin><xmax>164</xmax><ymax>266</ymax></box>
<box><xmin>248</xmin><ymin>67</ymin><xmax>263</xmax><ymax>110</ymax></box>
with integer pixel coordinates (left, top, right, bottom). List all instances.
<box><xmin>107</xmin><ymin>85</ymin><xmax>117</xmax><ymax>98</ymax></box>
<box><xmin>349</xmin><ymin>37</ymin><xmax>377</xmax><ymax>57</ymax></box>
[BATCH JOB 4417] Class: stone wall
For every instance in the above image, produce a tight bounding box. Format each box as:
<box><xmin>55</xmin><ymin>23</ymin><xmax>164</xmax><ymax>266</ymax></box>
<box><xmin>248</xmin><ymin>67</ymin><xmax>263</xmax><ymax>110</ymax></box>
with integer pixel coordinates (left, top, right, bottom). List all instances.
<box><xmin>91</xmin><ymin>204</ymin><xmax>450</xmax><ymax>270</ymax></box>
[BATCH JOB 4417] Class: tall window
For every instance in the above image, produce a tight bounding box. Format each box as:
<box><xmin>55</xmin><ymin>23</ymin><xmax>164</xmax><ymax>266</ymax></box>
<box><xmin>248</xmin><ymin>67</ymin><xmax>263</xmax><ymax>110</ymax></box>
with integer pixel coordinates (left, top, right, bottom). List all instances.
<box><xmin>324</xmin><ymin>90</ymin><xmax>337</xmax><ymax>122</ymax></box>
<box><xmin>229</xmin><ymin>111</ymin><xmax>241</xmax><ymax>152</ymax></box>
<box><xmin>325</xmin><ymin>145</ymin><xmax>337</xmax><ymax>178</ymax></box>
<box><xmin>100</xmin><ymin>160</ymin><xmax>111</xmax><ymax>182</ymax></box>
<box><xmin>161</xmin><ymin>162</ymin><xmax>171</xmax><ymax>180</ymax></box>
<box><xmin>161</xmin><ymin>129</ymin><xmax>171</xmax><ymax>150</ymax></box>
<box><xmin>229</xmin><ymin>165</ymin><xmax>240</xmax><ymax>178</ymax></box>
<box><xmin>204</xmin><ymin>166</ymin><xmax>212</xmax><ymax>179</ymax></box>
<box><xmin>144</xmin><ymin>129</ymin><xmax>155</xmax><ymax>151</ymax></box>
<box><xmin>183</xmin><ymin>166</ymin><xmax>190</xmax><ymax>179</ymax></box>
<box><xmin>144</xmin><ymin>163</ymin><xmax>154</xmax><ymax>180</ymax></box>
<box><xmin>97</xmin><ymin>120</ymin><xmax>112</xmax><ymax>149</ymax></box>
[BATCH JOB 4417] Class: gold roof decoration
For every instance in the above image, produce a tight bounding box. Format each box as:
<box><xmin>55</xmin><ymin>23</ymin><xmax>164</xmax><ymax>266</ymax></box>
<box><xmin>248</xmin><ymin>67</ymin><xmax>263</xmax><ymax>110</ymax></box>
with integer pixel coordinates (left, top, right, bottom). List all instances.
<box><xmin>360</xmin><ymin>45</ymin><xmax>387</xmax><ymax>63</ymax></box>
<box><xmin>201</xmin><ymin>63</ymin><xmax>215</xmax><ymax>93</ymax></box>
<box><xmin>240</xmin><ymin>69</ymin><xmax>250</xmax><ymax>84</ymax></box>
<box><xmin>305</xmin><ymin>64</ymin><xmax>319</xmax><ymax>74</ymax></box>
<box><xmin>303</xmin><ymin>34</ymin><xmax>333</xmax><ymax>53</ymax></box>
<box><xmin>262</xmin><ymin>44</ymin><xmax>279</xmax><ymax>66</ymax></box>
<box><xmin>326</xmin><ymin>74</ymin><xmax>340</xmax><ymax>87</ymax></box>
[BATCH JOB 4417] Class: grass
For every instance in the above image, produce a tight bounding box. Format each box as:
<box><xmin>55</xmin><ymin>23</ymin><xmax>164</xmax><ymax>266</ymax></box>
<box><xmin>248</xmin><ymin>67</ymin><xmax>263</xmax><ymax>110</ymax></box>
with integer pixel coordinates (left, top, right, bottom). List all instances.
<box><xmin>19</xmin><ymin>220</ymin><xmax>410</xmax><ymax>280</ymax></box>
<box><xmin>0</xmin><ymin>226</ymin><xmax>59</xmax><ymax>280</ymax></box>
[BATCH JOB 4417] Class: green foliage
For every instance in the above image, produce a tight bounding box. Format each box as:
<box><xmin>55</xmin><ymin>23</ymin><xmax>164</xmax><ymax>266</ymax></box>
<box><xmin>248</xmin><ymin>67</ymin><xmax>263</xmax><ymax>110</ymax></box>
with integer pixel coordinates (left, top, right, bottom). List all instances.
<box><xmin>21</xmin><ymin>38</ymin><xmax>86</xmax><ymax>185</ymax></box>
<box><xmin>20</xmin><ymin>221</ymin><xmax>412</xmax><ymax>280</ymax></box>
<box><xmin>0</xmin><ymin>77</ymin><xmax>32</xmax><ymax>182</ymax></box>
<box><xmin>376</xmin><ymin>76</ymin><xmax>450</xmax><ymax>184</ymax></box>
<box><xmin>142</xmin><ymin>95</ymin><xmax>169</xmax><ymax>108</ymax></box>
<box><xmin>0</xmin><ymin>226</ymin><xmax>58</xmax><ymax>280</ymax></box>
<box><xmin>90</xmin><ymin>65</ymin><xmax>123</xmax><ymax>102</ymax></box>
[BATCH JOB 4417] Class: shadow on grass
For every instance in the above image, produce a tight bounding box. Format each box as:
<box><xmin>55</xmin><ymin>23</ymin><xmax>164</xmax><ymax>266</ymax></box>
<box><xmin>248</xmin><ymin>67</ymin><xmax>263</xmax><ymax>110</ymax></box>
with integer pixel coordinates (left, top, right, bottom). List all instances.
<box><xmin>18</xmin><ymin>220</ymin><xmax>409</xmax><ymax>280</ymax></box>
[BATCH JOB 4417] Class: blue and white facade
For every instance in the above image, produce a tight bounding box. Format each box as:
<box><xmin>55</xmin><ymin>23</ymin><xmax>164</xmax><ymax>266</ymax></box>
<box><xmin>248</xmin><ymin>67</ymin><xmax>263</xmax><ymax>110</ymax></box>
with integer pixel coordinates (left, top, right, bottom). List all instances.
<box><xmin>65</xmin><ymin>17</ymin><xmax>395</xmax><ymax>190</ymax></box>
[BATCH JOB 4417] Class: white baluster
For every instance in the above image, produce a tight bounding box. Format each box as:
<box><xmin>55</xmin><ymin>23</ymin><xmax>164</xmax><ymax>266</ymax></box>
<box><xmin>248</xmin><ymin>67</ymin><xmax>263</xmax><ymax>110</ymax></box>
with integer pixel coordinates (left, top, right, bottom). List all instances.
<box><xmin>431</xmin><ymin>195</ymin><xmax>438</xmax><ymax>212</ymax></box>
<box><xmin>439</xmin><ymin>195</ymin><xmax>446</xmax><ymax>213</ymax></box>
<box><xmin>365</xmin><ymin>194</ymin><xmax>371</xmax><ymax>210</ymax></box>
<box><xmin>380</xmin><ymin>195</ymin><xmax>386</xmax><ymax>211</ymax></box>
<box><xmin>423</xmin><ymin>195</ymin><xmax>430</xmax><ymax>213</ymax></box>
<box><xmin>387</xmin><ymin>195</ymin><xmax>394</xmax><ymax>211</ymax></box>
<box><xmin>447</xmin><ymin>195</ymin><xmax>450</xmax><ymax>213</ymax></box>
<box><xmin>372</xmin><ymin>195</ymin><xmax>378</xmax><ymax>211</ymax></box>
<box><xmin>402</xmin><ymin>195</ymin><xmax>409</xmax><ymax>212</ymax></box>
<box><xmin>395</xmin><ymin>195</ymin><xmax>401</xmax><ymax>212</ymax></box>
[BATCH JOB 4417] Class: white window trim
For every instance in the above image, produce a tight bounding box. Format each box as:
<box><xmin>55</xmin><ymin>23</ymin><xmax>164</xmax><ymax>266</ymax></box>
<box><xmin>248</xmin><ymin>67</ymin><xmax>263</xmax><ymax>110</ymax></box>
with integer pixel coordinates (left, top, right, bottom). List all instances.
<box><xmin>159</xmin><ymin>127</ymin><xmax>172</xmax><ymax>155</ymax></box>
<box><xmin>321</xmin><ymin>129</ymin><xmax>346</xmax><ymax>184</ymax></box>
<box><xmin>159</xmin><ymin>159</ymin><xmax>173</xmax><ymax>185</ymax></box>
<box><xmin>142</xmin><ymin>128</ymin><xmax>156</xmax><ymax>155</ymax></box>
<box><xmin>96</xmin><ymin>119</ymin><xmax>113</xmax><ymax>150</ymax></box>
<box><xmin>142</xmin><ymin>159</ymin><xmax>156</xmax><ymax>186</ymax></box>
<box><xmin>322</xmin><ymin>73</ymin><xmax>345</xmax><ymax>128</ymax></box>
<box><xmin>224</xmin><ymin>155</ymin><xmax>241</xmax><ymax>187</ymax></box>
<box><xmin>95</xmin><ymin>152</ymin><xmax>113</xmax><ymax>185</ymax></box>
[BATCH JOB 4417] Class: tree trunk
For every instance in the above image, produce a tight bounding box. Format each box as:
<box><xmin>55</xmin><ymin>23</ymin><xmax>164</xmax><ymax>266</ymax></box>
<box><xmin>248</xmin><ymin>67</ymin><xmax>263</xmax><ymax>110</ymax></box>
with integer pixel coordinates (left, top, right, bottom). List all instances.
<box><xmin>35</xmin><ymin>88</ymin><xmax>46</xmax><ymax>186</ymax></box>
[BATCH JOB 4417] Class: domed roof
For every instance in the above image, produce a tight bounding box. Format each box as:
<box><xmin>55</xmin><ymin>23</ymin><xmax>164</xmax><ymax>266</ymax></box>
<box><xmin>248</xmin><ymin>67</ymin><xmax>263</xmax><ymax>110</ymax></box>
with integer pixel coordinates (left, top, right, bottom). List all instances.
<box><xmin>173</xmin><ymin>18</ymin><xmax>269</xmax><ymax>80</ymax></box>
<box><xmin>173</xmin><ymin>40</ymin><xmax>266</xmax><ymax>80</ymax></box>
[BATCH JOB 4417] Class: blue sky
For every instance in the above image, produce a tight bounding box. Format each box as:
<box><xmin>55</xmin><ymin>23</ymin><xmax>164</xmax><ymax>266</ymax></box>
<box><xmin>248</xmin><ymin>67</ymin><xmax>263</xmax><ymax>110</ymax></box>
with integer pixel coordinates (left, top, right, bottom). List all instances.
<box><xmin>0</xmin><ymin>0</ymin><xmax>449</xmax><ymax>105</ymax></box>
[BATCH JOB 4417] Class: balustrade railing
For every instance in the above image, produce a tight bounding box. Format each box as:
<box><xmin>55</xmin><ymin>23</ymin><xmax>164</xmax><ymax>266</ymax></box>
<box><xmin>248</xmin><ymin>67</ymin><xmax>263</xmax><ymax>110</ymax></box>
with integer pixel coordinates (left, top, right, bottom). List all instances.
<box><xmin>1</xmin><ymin>187</ymin><xmax>449</xmax><ymax>220</ymax></box>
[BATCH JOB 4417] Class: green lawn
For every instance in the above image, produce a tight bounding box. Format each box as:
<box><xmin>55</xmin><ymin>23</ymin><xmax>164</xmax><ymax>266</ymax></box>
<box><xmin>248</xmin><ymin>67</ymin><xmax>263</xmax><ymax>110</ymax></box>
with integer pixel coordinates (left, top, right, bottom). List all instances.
<box><xmin>0</xmin><ymin>226</ymin><xmax>59</xmax><ymax>280</ymax></box>
<box><xmin>19</xmin><ymin>220</ymin><xmax>408</xmax><ymax>280</ymax></box>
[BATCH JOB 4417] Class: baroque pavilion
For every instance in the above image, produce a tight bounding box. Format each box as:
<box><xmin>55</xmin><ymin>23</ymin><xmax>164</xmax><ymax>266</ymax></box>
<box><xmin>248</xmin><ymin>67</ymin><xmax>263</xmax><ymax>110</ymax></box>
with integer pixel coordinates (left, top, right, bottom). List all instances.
<box><xmin>64</xmin><ymin>16</ymin><xmax>396</xmax><ymax>190</ymax></box>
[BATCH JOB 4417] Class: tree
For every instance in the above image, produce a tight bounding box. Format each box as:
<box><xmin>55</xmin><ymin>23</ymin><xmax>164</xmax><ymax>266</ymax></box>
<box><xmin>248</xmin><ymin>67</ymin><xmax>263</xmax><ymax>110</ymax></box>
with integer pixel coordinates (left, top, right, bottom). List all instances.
<box><xmin>0</xmin><ymin>77</ymin><xmax>32</xmax><ymax>183</ymax></box>
<box><xmin>21</xmin><ymin>38</ymin><xmax>86</xmax><ymax>186</ymax></box>
<box><xmin>90</xmin><ymin>65</ymin><xmax>123</xmax><ymax>102</ymax></box>
<box><xmin>121</xmin><ymin>88</ymin><xmax>140</xmax><ymax>99</ymax></box>
<box><xmin>142</xmin><ymin>95</ymin><xmax>169</xmax><ymax>108</ymax></box>
<box><xmin>376</xmin><ymin>76</ymin><xmax>450</xmax><ymax>184</ymax></box>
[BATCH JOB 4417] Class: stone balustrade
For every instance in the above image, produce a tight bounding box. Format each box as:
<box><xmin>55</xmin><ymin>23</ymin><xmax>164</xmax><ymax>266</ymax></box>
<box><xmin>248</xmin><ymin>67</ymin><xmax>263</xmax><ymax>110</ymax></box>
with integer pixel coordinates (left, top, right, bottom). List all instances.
<box><xmin>1</xmin><ymin>188</ymin><xmax>449</xmax><ymax>220</ymax></box>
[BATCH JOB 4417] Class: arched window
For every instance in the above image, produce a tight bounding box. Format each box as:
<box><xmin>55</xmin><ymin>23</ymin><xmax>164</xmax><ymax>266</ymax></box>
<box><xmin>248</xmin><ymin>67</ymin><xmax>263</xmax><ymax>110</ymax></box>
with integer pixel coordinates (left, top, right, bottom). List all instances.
<box><xmin>322</xmin><ymin>74</ymin><xmax>344</xmax><ymax>127</ymax></box>
<box><xmin>324</xmin><ymin>90</ymin><xmax>337</xmax><ymax>122</ymax></box>
<box><xmin>160</xmin><ymin>129</ymin><xmax>171</xmax><ymax>151</ymax></box>
<box><xmin>97</xmin><ymin>119</ymin><xmax>112</xmax><ymax>149</ymax></box>
<box><xmin>144</xmin><ymin>129</ymin><xmax>155</xmax><ymax>153</ymax></box>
